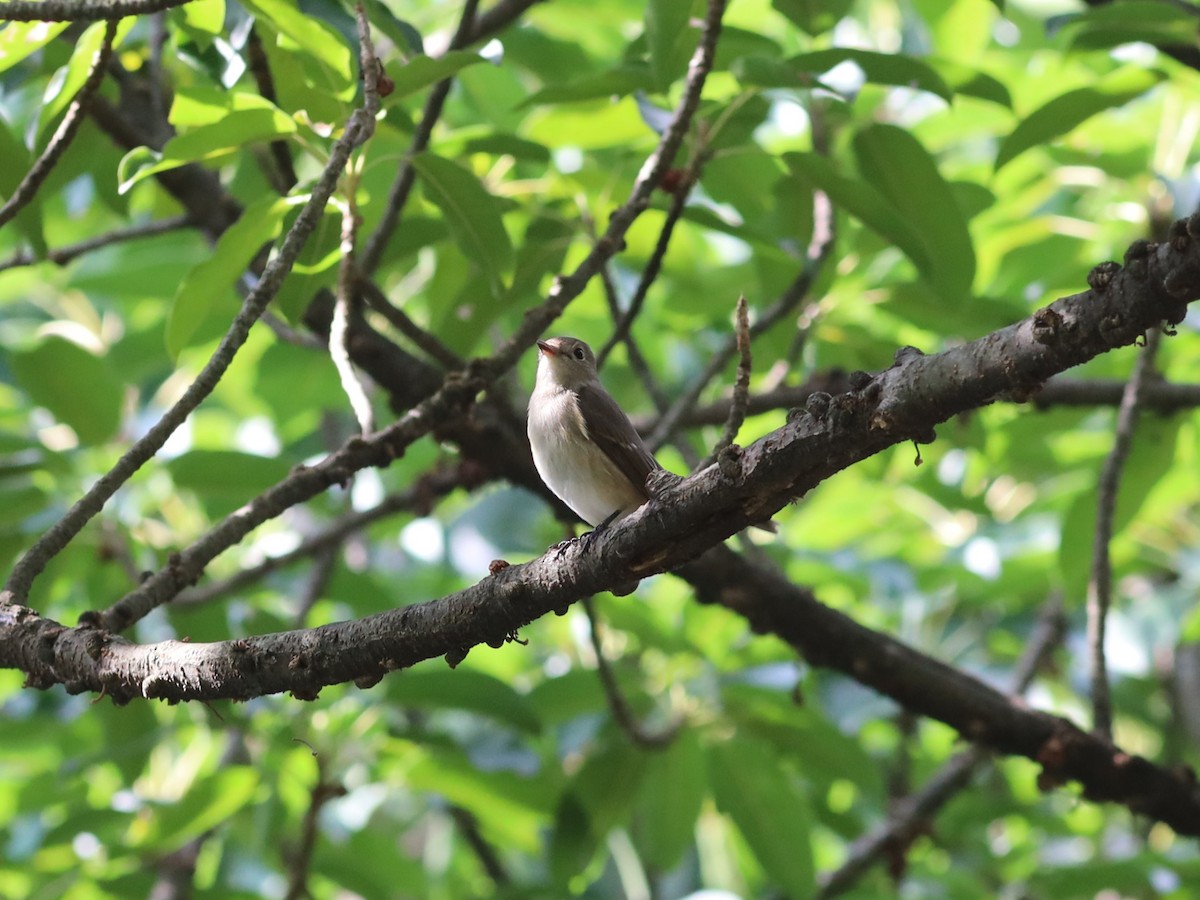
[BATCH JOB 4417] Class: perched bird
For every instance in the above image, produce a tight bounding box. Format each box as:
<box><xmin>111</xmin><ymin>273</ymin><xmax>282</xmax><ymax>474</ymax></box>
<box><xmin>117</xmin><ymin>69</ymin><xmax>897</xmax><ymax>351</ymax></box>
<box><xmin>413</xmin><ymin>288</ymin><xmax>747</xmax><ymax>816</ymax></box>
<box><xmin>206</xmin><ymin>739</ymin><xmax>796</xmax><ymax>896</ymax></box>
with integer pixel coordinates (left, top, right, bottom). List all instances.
<box><xmin>527</xmin><ymin>336</ymin><xmax>659</xmax><ymax>529</ymax></box>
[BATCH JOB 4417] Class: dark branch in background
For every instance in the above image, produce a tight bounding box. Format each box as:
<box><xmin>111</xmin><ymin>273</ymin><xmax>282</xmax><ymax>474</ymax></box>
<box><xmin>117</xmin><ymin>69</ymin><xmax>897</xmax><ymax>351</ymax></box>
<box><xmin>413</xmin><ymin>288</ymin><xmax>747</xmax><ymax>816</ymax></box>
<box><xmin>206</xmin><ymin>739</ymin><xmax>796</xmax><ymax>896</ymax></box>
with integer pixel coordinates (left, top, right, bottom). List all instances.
<box><xmin>88</xmin><ymin>95</ymin><xmax>240</xmax><ymax>238</ymax></box>
<box><xmin>283</xmin><ymin>756</ymin><xmax>346</xmax><ymax>900</ymax></box>
<box><xmin>0</xmin><ymin>214</ymin><xmax>193</xmax><ymax>273</ymax></box>
<box><xmin>359</xmin><ymin>0</ymin><xmax>482</xmax><ymax>274</ymax></box>
<box><xmin>817</xmin><ymin>597</ymin><xmax>1067</xmax><ymax>898</ymax></box>
<box><xmin>447</xmin><ymin>805</ymin><xmax>511</xmax><ymax>887</ymax></box>
<box><xmin>71</xmin><ymin>0</ymin><xmax>729</xmax><ymax>632</ymax></box>
<box><xmin>598</xmin><ymin>263</ymin><xmax>672</xmax><ymax>414</ymax></box>
<box><xmin>0</xmin><ymin>5</ymin><xmax>383</xmax><ymax>603</ymax></box>
<box><xmin>646</xmin><ymin>187</ymin><xmax>834</xmax><ymax>452</ymax></box>
<box><xmin>5</xmin><ymin>220</ymin><xmax>1200</xmax><ymax>837</ymax></box>
<box><xmin>583</xmin><ymin>595</ymin><xmax>680</xmax><ymax>750</ymax></box>
<box><xmin>1087</xmin><ymin>328</ymin><xmax>1163</xmax><ymax>740</ymax></box>
<box><xmin>0</xmin><ymin>20</ymin><xmax>117</xmax><ymax>229</ymax></box>
<box><xmin>0</xmin><ymin>0</ymin><xmax>192</xmax><ymax>21</ymax></box>
<box><xmin>698</xmin><ymin>294</ymin><xmax>751</xmax><ymax>470</ymax></box>
<box><xmin>358</xmin><ymin>275</ymin><xmax>465</xmax><ymax>370</ymax></box>
<box><xmin>246</xmin><ymin>25</ymin><xmax>299</xmax><ymax>193</ymax></box>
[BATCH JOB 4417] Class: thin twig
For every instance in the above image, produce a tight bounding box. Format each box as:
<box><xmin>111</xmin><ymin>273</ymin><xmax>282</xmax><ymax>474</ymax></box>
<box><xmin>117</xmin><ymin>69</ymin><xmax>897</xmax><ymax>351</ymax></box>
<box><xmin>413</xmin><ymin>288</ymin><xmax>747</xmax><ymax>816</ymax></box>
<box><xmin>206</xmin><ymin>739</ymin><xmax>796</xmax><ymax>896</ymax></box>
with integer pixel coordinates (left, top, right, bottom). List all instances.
<box><xmin>284</xmin><ymin>759</ymin><xmax>347</xmax><ymax>900</ymax></box>
<box><xmin>447</xmin><ymin>805</ymin><xmax>511</xmax><ymax>886</ymax></box>
<box><xmin>360</xmin><ymin>0</ymin><xmax>481</xmax><ymax>274</ymax></box>
<box><xmin>647</xmin><ymin>188</ymin><xmax>834</xmax><ymax>455</ymax></box>
<box><xmin>1087</xmin><ymin>328</ymin><xmax>1162</xmax><ymax>740</ymax></box>
<box><xmin>172</xmin><ymin>468</ymin><xmax>465</xmax><ymax>608</ymax></box>
<box><xmin>597</xmin><ymin>264</ymin><xmax>672</xmax><ymax>413</ymax></box>
<box><xmin>0</xmin><ymin>214</ymin><xmax>193</xmax><ymax>273</ymax></box>
<box><xmin>699</xmin><ymin>294</ymin><xmax>751</xmax><ymax>469</ymax></box>
<box><xmin>582</xmin><ymin>596</ymin><xmax>680</xmax><ymax>750</ymax></box>
<box><xmin>0</xmin><ymin>20</ymin><xmax>117</xmax><ymax>229</ymax></box>
<box><xmin>246</xmin><ymin>25</ymin><xmax>299</xmax><ymax>193</ymax></box>
<box><xmin>1</xmin><ymin>5</ymin><xmax>383</xmax><ymax>602</ymax></box>
<box><xmin>596</xmin><ymin>155</ymin><xmax>706</xmax><ymax>368</ymax></box>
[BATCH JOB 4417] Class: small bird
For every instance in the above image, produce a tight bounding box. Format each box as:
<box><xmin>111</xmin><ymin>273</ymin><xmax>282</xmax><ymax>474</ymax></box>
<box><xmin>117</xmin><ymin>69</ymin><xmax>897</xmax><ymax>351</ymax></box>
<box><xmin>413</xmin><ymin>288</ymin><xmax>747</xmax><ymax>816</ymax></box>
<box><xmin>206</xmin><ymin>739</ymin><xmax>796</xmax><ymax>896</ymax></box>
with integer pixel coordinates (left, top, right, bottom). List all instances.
<box><xmin>527</xmin><ymin>336</ymin><xmax>659</xmax><ymax>530</ymax></box>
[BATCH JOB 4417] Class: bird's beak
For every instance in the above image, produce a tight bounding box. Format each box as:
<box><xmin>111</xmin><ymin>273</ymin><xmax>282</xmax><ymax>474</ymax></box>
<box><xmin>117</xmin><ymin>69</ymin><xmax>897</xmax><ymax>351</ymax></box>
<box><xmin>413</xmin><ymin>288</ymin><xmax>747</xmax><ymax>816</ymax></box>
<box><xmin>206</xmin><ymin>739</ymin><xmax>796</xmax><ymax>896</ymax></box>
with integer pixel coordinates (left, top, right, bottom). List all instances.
<box><xmin>536</xmin><ymin>339</ymin><xmax>556</xmax><ymax>357</ymax></box>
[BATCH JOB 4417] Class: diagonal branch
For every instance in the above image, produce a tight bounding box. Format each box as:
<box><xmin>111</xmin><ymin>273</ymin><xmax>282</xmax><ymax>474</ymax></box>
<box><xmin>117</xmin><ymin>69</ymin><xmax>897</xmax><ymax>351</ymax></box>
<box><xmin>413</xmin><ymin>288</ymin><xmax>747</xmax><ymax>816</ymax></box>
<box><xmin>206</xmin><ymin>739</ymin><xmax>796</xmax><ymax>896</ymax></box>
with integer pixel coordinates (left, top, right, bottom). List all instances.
<box><xmin>0</xmin><ymin>5</ymin><xmax>382</xmax><ymax>602</ymax></box>
<box><xmin>0</xmin><ymin>0</ymin><xmax>192</xmax><ymax>21</ymax></box>
<box><xmin>0</xmin><ymin>20</ymin><xmax>117</xmax><ymax>229</ymax></box>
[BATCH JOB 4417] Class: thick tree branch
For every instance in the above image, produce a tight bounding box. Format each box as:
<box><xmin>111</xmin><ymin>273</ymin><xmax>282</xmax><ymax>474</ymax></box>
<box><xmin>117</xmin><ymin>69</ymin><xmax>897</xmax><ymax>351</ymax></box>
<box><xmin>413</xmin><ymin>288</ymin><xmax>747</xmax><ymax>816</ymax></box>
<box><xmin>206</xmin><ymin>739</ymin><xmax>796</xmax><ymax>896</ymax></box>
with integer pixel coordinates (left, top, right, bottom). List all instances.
<box><xmin>3</xmin><ymin>219</ymin><xmax>1200</xmax><ymax>837</ymax></box>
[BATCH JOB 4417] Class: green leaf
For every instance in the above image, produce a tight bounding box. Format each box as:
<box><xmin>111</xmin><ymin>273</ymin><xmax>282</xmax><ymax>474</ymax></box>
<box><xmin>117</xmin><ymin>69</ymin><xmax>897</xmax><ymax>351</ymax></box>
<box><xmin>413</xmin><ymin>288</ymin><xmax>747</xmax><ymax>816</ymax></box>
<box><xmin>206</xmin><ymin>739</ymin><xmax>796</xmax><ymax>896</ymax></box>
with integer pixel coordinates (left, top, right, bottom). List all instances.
<box><xmin>412</xmin><ymin>153</ymin><xmax>513</xmax><ymax>300</ymax></box>
<box><xmin>853</xmin><ymin>123</ymin><xmax>976</xmax><ymax>297</ymax></box>
<box><xmin>1065</xmin><ymin>1</ymin><xmax>1200</xmax><ymax>51</ymax></box>
<box><xmin>39</xmin><ymin>19</ymin><xmax>136</xmax><ymax>143</ymax></box>
<box><xmin>385</xmin><ymin>50</ymin><xmax>487</xmax><ymax>100</ymax></box>
<box><xmin>176</xmin><ymin>0</ymin><xmax>225</xmax><ymax>36</ymax></box>
<box><xmin>709</xmin><ymin>737</ymin><xmax>814</xmax><ymax>897</ymax></box>
<box><xmin>772</xmin><ymin>0</ymin><xmax>852</xmax><ymax>36</ymax></box>
<box><xmin>0</xmin><ymin>20</ymin><xmax>68</xmax><ymax>74</ymax></box>
<box><xmin>521</xmin><ymin>64</ymin><xmax>655</xmax><ymax>107</ymax></box>
<box><xmin>139</xmin><ymin>767</ymin><xmax>259</xmax><ymax>849</ymax></box>
<box><xmin>787</xmin><ymin>48</ymin><xmax>954</xmax><ymax>102</ymax></box>
<box><xmin>0</xmin><ymin>117</ymin><xmax>46</xmax><ymax>256</ymax></box>
<box><xmin>645</xmin><ymin>0</ymin><xmax>693</xmax><ymax>90</ymax></box>
<box><xmin>242</xmin><ymin>0</ymin><xmax>355</xmax><ymax>97</ymax></box>
<box><xmin>385</xmin><ymin>668</ymin><xmax>542</xmax><ymax>733</ymax></box>
<box><xmin>930</xmin><ymin>59</ymin><xmax>1012</xmax><ymax>107</ymax></box>
<box><xmin>118</xmin><ymin>105</ymin><xmax>296</xmax><ymax>192</ymax></box>
<box><xmin>551</xmin><ymin>739</ymin><xmax>649</xmax><ymax>884</ymax></box>
<box><xmin>166</xmin><ymin>450</ymin><xmax>291</xmax><ymax>517</ymax></box>
<box><xmin>785</xmin><ymin>151</ymin><xmax>933</xmax><ymax>278</ymax></box>
<box><xmin>166</xmin><ymin>195</ymin><xmax>300</xmax><ymax>358</ymax></box>
<box><xmin>9</xmin><ymin>336</ymin><xmax>122</xmax><ymax>445</ymax></box>
<box><xmin>634</xmin><ymin>729</ymin><xmax>706</xmax><ymax>870</ymax></box>
<box><xmin>995</xmin><ymin>66</ymin><xmax>1165</xmax><ymax>171</ymax></box>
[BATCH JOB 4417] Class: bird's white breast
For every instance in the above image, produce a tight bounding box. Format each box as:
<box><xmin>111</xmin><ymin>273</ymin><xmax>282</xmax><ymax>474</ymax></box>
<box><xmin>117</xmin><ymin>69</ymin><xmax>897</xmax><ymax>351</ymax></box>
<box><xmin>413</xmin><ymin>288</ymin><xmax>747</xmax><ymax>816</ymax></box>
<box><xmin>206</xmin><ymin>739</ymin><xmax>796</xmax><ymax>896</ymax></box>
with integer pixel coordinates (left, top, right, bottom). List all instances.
<box><xmin>528</xmin><ymin>384</ymin><xmax>642</xmax><ymax>526</ymax></box>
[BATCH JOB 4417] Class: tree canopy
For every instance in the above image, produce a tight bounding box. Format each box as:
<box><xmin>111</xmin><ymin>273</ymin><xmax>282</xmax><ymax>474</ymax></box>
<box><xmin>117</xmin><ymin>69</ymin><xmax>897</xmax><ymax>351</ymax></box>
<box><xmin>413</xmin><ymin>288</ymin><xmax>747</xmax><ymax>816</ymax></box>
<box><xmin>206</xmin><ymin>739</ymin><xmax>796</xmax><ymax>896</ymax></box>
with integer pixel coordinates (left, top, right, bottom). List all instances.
<box><xmin>1</xmin><ymin>0</ymin><xmax>1199</xmax><ymax>896</ymax></box>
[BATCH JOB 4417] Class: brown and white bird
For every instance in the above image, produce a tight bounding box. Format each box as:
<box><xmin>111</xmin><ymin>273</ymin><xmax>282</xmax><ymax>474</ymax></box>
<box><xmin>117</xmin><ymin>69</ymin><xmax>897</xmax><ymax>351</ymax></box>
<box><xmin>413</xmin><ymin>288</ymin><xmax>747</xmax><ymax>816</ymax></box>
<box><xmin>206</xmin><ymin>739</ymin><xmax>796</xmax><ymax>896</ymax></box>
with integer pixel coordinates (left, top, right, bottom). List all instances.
<box><xmin>527</xmin><ymin>337</ymin><xmax>659</xmax><ymax>528</ymax></box>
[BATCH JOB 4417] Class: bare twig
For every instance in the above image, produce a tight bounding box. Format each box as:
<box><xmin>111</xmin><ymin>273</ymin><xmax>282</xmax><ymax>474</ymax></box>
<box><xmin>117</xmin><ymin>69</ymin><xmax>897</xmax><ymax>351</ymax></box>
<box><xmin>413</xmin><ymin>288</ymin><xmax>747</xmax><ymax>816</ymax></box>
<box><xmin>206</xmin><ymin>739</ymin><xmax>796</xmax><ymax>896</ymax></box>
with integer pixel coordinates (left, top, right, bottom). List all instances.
<box><xmin>360</xmin><ymin>0</ymin><xmax>482</xmax><ymax>274</ymax></box>
<box><xmin>583</xmin><ymin>596</ymin><xmax>680</xmax><ymax>750</ymax></box>
<box><xmin>447</xmin><ymin>805</ymin><xmax>511</xmax><ymax>886</ymax></box>
<box><xmin>173</xmin><ymin>468</ymin><xmax>466</xmax><ymax>608</ymax></box>
<box><xmin>0</xmin><ymin>20</ymin><xmax>117</xmax><ymax>229</ymax></box>
<box><xmin>596</xmin><ymin>155</ymin><xmax>706</xmax><ymax>368</ymax></box>
<box><xmin>0</xmin><ymin>214</ymin><xmax>193</xmax><ymax>273</ymax></box>
<box><xmin>597</xmin><ymin>264</ymin><xmax>672</xmax><ymax>413</ymax></box>
<box><xmin>1087</xmin><ymin>328</ymin><xmax>1163</xmax><ymax>740</ymax></box>
<box><xmin>1</xmin><ymin>4</ymin><xmax>383</xmax><ymax>602</ymax></box>
<box><xmin>698</xmin><ymin>294</ymin><xmax>751</xmax><ymax>469</ymax></box>
<box><xmin>0</xmin><ymin>0</ymin><xmax>192</xmax><ymax>21</ymax></box>
<box><xmin>646</xmin><ymin>188</ymin><xmax>834</xmax><ymax>453</ymax></box>
<box><xmin>284</xmin><ymin>759</ymin><xmax>347</xmax><ymax>900</ymax></box>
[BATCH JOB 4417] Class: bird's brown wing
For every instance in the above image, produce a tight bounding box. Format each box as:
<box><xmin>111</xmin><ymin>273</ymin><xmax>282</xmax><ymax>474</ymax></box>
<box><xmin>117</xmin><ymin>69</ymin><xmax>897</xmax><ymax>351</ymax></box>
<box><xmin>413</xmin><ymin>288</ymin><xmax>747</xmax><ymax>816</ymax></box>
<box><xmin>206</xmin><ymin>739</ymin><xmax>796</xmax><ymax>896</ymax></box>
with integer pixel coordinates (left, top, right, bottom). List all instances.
<box><xmin>576</xmin><ymin>383</ymin><xmax>659</xmax><ymax>498</ymax></box>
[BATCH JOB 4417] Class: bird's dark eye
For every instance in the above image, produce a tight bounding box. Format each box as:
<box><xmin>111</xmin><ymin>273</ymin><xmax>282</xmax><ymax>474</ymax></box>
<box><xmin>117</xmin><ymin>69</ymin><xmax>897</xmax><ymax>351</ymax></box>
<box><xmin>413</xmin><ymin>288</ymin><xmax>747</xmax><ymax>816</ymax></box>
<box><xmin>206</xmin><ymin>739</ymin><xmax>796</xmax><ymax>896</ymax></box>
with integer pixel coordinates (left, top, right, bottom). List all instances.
<box><xmin>573</xmin><ymin>347</ymin><xmax>585</xmax><ymax>360</ymax></box>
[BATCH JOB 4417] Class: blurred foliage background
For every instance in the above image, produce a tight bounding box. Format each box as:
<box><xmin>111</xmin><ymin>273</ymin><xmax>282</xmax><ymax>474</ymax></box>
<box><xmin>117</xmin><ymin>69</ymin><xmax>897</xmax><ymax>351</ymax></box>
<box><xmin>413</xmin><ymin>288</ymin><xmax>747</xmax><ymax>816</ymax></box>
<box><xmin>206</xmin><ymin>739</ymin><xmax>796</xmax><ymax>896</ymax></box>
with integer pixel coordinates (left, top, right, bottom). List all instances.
<box><xmin>1</xmin><ymin>0</ymin><xmax>1199</xmax><ymax>896</ymax></box>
